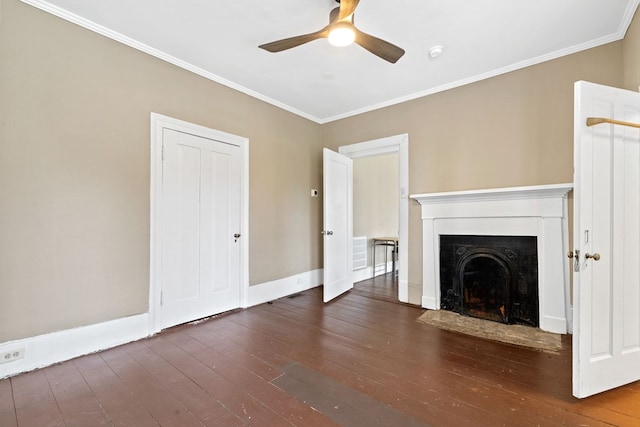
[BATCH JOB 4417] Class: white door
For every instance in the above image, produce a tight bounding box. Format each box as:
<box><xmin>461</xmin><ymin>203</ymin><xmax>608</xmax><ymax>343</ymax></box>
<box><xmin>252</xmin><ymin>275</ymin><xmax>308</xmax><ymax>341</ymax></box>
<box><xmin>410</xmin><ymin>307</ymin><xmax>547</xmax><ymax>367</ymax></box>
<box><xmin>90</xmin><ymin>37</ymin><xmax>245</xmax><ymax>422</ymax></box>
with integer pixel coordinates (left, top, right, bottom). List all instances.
<box><xmin>161</xmin><ymin>128</ymin><xmax>241</xmax><ymax>329</ymax></box>
<box><xmin>573</xmin><ymin>81</ymin><xmax>640</xmax><ymax>398</ymax></box>
<box><xmin>323</xmin><ymin>148</ymin><xmax>353</xmax><ymax>302</ymax></box>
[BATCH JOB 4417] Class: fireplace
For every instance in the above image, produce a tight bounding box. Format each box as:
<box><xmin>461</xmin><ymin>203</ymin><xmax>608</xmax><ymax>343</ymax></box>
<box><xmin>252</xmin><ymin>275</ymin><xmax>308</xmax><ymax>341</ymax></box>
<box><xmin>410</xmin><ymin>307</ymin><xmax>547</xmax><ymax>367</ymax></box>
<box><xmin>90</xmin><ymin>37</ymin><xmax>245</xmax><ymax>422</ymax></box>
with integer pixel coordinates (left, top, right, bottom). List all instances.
<box><xmin>440</xmin><ymin>235</ymin><xmax>538</xmax><ymax>326</ymax></box>
<box><xmin>411</xmin><ymin>184</ymin><xmax>573</xmax><ymax>334</ymax></box>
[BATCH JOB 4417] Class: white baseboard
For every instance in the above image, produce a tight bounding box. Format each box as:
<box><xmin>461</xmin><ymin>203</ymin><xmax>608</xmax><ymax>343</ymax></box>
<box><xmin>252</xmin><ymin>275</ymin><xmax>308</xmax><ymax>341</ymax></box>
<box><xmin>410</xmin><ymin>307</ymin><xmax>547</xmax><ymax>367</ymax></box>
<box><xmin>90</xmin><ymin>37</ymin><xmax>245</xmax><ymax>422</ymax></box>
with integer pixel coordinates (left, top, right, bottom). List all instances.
<box><xmin>422</xmin><ymin>296</ymin><xmax>438</xmax><ymax>310</ymax></box>
<box><xmin>540</xmin><ymin>315</ymin><xmax>568</xmax><ymax>334</ymax></box>
<box><xmin>353</xmin><ymin>262</ymin><xmax>395</xmax><ymax>284</ymax></box>
<box><xmin>352</xmin><ymin>266</ymin><xmax>371</xmax><ymax>283</ymax></box>
<box><xmin>372</xmin><ymin>261</ymin><xmax>396</xmax><ymax>277</ymax></box>
<box><xmin>0</xmin><ymin>313</ymin><xmax>151</xmax><ymax>379</ymax></box>
<box><xmin>0</xmin><ymin>268</ymin><xmax>327</xmax><ymax>379</ymax></box>
<box><xmin>567</xmin><ymin>304</ymin><xmax>573</xmax><ymax>335</ymax></box>
<box><xmin>246</xmin><ymin>268</ymin><xmax>323</xmax><ymax>307</ymax></box>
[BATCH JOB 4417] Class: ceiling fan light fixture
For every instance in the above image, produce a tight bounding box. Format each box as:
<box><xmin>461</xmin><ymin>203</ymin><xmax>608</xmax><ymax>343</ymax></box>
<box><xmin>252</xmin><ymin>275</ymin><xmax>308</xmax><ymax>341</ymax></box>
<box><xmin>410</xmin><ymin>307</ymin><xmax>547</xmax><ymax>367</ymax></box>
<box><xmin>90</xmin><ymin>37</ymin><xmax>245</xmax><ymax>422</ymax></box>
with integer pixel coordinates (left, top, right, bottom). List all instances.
<box><xmin>328</xmin><ymin>23</ymin><xmax>355</xmax><ymax>47</ymax></box>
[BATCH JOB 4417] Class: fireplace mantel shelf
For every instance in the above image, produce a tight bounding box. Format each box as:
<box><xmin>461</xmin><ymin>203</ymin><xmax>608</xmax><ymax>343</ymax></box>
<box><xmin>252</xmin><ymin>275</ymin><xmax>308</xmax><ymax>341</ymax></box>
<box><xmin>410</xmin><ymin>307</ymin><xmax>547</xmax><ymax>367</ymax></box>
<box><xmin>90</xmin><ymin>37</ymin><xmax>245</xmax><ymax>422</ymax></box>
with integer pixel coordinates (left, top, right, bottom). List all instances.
<box><xmin>410</xmin><ymin>183</ymin><xmax>573</xmax><ymax>334</ymax></box>
<box><xmin>411</xmin><ymin>183</ymin><xmax>573</xmax><ymax>205</ymax></box>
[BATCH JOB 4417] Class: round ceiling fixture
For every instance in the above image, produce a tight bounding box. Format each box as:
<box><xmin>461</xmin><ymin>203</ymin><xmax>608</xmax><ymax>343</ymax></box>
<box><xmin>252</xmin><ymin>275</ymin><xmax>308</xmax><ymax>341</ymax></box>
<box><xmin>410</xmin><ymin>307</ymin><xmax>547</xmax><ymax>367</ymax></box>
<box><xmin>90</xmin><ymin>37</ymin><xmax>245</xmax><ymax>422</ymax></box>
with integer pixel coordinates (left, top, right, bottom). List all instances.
<box><xmin>429</xmin><ymin>45</ymin><xmax>444</xmax><ymax>59</ymax></box>
<box><xmin>328</xmin><ymin>22</ymin><xmax>356</xmax><ymax>47</ymax></box>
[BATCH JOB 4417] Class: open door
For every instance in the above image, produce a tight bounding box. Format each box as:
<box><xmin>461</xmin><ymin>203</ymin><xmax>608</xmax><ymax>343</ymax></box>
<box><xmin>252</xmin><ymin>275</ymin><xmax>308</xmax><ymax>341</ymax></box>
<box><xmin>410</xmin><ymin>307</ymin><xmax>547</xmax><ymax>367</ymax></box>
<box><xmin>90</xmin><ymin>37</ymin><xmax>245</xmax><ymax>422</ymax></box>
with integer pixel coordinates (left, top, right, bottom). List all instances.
<box><xmin>573</xmin><ymin>81</ymin><xmax>640</xmax><ymax>398</ymax></box>
<box><xmin>323</xmin><ymin>148</ymin><xmax>353</xmax><ymax>302</ymax></box>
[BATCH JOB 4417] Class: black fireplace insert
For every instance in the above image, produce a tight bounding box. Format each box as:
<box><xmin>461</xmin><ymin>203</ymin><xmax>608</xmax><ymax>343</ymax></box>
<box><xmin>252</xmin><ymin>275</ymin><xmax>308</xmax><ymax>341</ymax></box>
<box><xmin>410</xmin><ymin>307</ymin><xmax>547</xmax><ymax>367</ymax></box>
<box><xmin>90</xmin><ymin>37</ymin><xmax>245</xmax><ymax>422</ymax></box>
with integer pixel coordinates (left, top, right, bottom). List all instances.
<box><xmin>439</xmin><ymin>235</ymin><xmax>539</xmax><ymax>326</ymax></box>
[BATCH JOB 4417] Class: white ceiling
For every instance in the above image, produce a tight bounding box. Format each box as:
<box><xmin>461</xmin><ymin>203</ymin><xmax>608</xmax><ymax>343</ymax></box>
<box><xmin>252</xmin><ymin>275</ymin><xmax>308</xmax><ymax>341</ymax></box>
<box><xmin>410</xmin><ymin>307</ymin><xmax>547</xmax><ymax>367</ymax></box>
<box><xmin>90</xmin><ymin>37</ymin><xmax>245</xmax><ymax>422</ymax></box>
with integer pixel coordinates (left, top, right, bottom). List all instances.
<box><xmin>22</xmin><ymin>0</ymin><xmax>640</xmax><ymax>123</ymax></box>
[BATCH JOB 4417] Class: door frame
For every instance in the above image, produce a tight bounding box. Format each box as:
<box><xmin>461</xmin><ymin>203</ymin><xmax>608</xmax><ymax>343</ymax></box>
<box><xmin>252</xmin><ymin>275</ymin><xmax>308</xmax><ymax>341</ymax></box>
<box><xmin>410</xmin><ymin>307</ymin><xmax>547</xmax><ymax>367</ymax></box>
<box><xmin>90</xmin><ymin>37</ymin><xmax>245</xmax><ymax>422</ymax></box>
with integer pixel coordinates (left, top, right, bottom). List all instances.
<box><xmin>339</xmin><ymin>134</ymin><xmax>409</xmax><ymax>302</ymax></box>
<box><xmin>149</xmin><ymin>113</ymin><xmax>249</xmax><ymax>334</ymax></box>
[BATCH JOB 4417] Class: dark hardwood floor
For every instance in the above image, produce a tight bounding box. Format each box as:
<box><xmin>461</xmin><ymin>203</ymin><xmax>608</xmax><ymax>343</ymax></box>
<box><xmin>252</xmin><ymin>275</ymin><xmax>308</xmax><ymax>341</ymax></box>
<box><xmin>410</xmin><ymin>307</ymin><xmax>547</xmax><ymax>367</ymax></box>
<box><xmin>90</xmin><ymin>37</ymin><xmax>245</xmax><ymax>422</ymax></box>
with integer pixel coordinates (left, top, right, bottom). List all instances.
<box><xmin>1</xmin><ymin>273</ymin><xmax>639</xmax><ymax>426</ymax></box>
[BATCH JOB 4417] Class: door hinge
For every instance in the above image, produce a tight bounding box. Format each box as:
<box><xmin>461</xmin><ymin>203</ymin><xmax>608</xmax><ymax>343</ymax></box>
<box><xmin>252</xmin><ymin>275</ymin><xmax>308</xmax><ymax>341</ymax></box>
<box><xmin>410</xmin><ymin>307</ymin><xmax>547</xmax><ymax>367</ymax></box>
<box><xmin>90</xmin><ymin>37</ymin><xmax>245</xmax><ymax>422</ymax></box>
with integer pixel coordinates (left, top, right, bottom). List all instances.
<box><xmin>160</xmin><ymin>290</ymin><xmax>163</xmax><ymax>305</ymax></box>
<box><xmin>161</xmin><ymin>144</ymin><xmax>165</xmax><ymax>161</ymax></box>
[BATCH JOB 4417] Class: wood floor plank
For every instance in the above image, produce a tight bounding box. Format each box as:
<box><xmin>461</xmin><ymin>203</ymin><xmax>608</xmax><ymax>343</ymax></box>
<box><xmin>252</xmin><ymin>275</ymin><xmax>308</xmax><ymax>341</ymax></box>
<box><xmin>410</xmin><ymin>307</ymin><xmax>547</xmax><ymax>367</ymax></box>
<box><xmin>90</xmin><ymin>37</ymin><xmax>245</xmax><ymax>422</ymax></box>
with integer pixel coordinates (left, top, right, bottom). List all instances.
<box><xmin>0</xmin><ymin>377</ymin><xmax>17</xmax><ymax>427</ymax></box>
<box><xmin>143</xmin><ymin>334</ymin><xmax>293</xmax><ymax>426</ymax></box>
<box><xmin>236</xmin><ymin>310</ymin><xmax>568</xmax><ymax>424</ymax></box>
<box><xmin>73</xmin><ymin>353</ymin><xmax>160</xmax><ymax>427</ymax></box>
<box><xmin>99</xmin><ymin>346</ymin><xmax>206</xmax><ymax>427</ymax></box>
<box><xmin>169</xmin><ymin>332</ymin><xmax>282</xmax><ymax>385</ymax></box>
<box><xmin>11</xmin><ymin>369</ymin><xmax>65</xmax><ymax>427</ymax></box>
<box><xmin>44</xmin><ymin>361</ymin><xmax>112</xmax><ymax>426</ymax></box>
<box><xmin>231</xmin><ymin>290</ymin><xmax>616</xmax><ymax>423</ymax></box>
<box><xmin>273</xmin><ymin>362</ymin><xmax>429</xmax><ymax>427</ymax></box>
<box><xmin>212</xmin><ymin>311</ymin><xmax>485</xmax><ymax>426</ymax></box>
<box><xmin>162</xmin><ymin>333</ymin><xmax>344</xmax><ymax>426</ymax></box>
<box><xmin>244</xmin><ymin>380</ymin><xmax>343</xmax><ymax>427</ymax></box>
<box><xmin>123</xmin><ymin>339</ymin><xmax>242</xmax><ymax>426</ymax></box>
<box><xmin>2</xmin><ymin>273</ymin><xmax>639</xmax><ymax>426</ymax></box>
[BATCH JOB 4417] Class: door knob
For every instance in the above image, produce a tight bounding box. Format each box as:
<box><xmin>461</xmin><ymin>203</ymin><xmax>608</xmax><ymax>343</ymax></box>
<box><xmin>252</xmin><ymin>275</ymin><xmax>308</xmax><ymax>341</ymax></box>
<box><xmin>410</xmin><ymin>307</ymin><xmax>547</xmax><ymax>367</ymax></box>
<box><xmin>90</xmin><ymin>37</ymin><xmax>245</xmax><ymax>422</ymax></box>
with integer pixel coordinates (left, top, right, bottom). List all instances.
<box><xmin>585</xmin><ymin>252</ymin><xmax>600</xmax><ymax>261</ymax></box>
<box><xmin>321</xmin><ymin>230</ymin><xmax>334</xmax><ymax>235</ymax></box>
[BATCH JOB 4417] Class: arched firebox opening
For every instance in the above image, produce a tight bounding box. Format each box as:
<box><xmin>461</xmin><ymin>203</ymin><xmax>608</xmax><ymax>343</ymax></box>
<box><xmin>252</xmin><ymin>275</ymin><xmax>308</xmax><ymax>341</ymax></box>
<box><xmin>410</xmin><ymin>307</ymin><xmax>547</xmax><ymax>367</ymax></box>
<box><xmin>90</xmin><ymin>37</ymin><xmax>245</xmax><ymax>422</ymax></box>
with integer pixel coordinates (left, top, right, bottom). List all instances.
<box><xmin>440</xmin><ymin>235</ymin><xmax>539</xmax><ymax>327</ymax></box>
<box><xmin>459</xmin><ymin>252</ymin><xmax>512</xmax><ymax>323</ymax></box>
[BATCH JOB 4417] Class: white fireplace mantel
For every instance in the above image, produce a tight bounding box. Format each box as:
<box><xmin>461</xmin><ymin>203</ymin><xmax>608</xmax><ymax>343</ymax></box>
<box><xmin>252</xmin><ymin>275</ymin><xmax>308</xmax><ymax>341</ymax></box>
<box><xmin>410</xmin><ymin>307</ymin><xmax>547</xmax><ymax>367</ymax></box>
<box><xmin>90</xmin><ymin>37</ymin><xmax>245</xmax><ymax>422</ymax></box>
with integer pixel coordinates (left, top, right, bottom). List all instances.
<box><xmin>411</xmin><ymin>183</ymin><xmax>573</xmax><ymax>334</ymax></box>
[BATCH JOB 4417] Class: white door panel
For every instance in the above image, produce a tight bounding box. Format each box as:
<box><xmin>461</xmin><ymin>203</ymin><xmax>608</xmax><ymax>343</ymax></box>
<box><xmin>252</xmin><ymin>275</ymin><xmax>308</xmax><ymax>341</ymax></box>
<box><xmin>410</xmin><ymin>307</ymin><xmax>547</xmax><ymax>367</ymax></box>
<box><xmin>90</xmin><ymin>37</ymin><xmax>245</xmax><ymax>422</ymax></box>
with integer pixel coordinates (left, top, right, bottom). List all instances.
<box><xmin>323</xmin><ymin>148</ymin><xmax>353</xmax><ymax>302</ymax></box>
<box><xmin>162</xmin><ymin>128</ymin><xmax>241</xmax><ymax>329</ymax></box>
<box><xmin>573</xmin><ymin>81</ymin><xmax>640</xmax><ymax>398</ymax></box>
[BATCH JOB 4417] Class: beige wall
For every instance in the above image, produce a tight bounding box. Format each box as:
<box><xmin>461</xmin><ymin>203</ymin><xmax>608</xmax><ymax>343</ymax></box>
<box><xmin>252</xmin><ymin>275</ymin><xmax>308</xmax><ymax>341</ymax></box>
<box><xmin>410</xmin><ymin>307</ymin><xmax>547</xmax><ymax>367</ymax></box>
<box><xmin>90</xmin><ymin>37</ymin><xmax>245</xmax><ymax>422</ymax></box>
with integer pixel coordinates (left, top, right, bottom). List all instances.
<box><xmin>322</xmin><ymin>42</ymin><xmax>624</xmax><ymax>303</ymax></box>
<box><xmin>0</xmin><ymin>0</ymin><xmax>322</xmax><ymax>342</ymax></box>
<box><xmin>2</xmin><ymin>0</ymin><xmax>639</xmax><ymax>343</ymax></box>
<box><xmin>624</xmin><ymin>8</ymin><xmax>640</xmax><ymax>91</ymax></box>
<box><xmin>353</xmin><ymin>154</ymin><xmax>399</xmax><ymax>267</ymax></box>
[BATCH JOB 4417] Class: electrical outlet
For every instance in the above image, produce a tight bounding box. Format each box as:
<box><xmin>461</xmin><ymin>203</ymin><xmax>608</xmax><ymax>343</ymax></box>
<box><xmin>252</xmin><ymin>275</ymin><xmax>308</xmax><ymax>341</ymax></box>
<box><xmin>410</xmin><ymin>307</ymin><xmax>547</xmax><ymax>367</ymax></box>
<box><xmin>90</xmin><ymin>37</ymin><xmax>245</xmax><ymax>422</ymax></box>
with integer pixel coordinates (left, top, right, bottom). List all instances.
<box><xmin>0</xmin><ymin>348</ymin><xmax>25</xmax><ymax>364</ymax></box>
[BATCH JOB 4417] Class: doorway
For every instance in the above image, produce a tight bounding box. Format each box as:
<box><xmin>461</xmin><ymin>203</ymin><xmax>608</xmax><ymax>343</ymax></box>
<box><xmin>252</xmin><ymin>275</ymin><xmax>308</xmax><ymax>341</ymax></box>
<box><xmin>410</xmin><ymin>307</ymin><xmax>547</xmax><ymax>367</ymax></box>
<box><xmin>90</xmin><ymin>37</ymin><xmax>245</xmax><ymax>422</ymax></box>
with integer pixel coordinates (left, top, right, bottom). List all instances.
<box><xmin>339</xmin><ymin>134</ymin><xmax>409</xmax><ymax>302</ymax></box>
<box><xmin>353</xmin><ymin>154</ymin><xmax>398</xmax><ymax>284</ymax></box>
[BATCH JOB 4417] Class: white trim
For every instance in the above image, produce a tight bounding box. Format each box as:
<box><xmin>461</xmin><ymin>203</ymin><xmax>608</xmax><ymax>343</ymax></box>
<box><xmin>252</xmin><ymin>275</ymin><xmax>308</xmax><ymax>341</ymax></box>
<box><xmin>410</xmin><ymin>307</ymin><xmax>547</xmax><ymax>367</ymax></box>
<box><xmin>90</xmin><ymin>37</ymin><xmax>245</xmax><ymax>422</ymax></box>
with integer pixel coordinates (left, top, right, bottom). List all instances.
<box><xmin>411</xmin><ymin>183</ymin><xmax>575</xmax><ymax>207</ymax></box>
<box><xmin>352</xmin><ymin>266</ymin><xmax>373</xmax><ymax>284</ymax></box>
<box><xmin>18</xmin><ymin>0</ymin><xmax>318</xmax><ymax>123</ymax></box>
<box><xmin>320</xmin><ymin>0</ymin><xmax>640</xmax><ymax>124</ymax></box>
<box><xmin>339</xmin><ymin>134</ymin><xmax>410</xmax><ymax>302</ymax></box>
<box><xmin>0</xmin><ymin>265</ymin><xmax>318</xmax><ymax>379</ymax></box>
<box><xmin>411</xmin><ymin>183</ymin><xmax>573</xmax><ymax>334</ymax></box>
<box><xmin>0</xmin><ymin>314</ymin><xmax>150</xmax><ymax>379</ymax></box>
<box><xmin>150</xmin><ymin>113</ymin><xmax>249</xmax><ymax>334</ymax></box>
<box><xmin>352</xmin><ymin>262</ymin><xmax>396</xmax><ymax>283</ymax></box>
<box><xmin>321</xmin><ymin>33</ymin><xmax>628</xmax><ymax>123</ymax></box>
<box><xmin>246</xmin><ymin>269</ymin><xmax>324</xmax><ymax>307</ymax></box>
<box><xmin>19</xmin><ymin>0</ymin><xmax>640</xmax><ymax>124</ymax></box>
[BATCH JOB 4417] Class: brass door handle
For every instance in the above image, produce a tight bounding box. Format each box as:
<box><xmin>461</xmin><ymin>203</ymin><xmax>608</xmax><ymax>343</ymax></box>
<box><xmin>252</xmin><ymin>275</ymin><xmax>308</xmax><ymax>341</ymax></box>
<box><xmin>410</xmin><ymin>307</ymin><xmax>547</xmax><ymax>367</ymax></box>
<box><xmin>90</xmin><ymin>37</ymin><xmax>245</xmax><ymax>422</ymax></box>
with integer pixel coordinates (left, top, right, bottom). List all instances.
<box><xmin>585</xmin><ymin>252</ymin><xmax>600</xmax><ymax>261</ymax></box>
<box><xmin>568</xmin><ymin>249</ymin><xmax>580</xmax><ymax>272</ymax></box>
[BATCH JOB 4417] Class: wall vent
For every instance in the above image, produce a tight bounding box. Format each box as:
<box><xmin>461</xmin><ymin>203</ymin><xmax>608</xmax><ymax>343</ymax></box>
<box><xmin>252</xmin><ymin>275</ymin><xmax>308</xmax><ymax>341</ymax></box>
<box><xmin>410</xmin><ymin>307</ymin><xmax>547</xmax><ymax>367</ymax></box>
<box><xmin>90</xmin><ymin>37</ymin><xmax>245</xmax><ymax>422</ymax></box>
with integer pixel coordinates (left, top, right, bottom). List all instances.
<box><xmin>353</xmin><ymin>236</ymin><xmax>367</xmax><ymax>270</ymax></box>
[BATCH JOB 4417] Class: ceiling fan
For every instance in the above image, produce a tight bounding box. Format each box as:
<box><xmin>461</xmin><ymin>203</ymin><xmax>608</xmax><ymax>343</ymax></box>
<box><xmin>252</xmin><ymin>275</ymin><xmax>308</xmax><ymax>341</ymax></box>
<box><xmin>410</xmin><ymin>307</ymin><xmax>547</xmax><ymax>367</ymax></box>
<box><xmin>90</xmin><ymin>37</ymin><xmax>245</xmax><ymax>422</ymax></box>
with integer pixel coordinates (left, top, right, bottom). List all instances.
<box><xmin>258</xmin><ymin>0</ymin><xmax>405</xmax><ymax>63</ymax></box>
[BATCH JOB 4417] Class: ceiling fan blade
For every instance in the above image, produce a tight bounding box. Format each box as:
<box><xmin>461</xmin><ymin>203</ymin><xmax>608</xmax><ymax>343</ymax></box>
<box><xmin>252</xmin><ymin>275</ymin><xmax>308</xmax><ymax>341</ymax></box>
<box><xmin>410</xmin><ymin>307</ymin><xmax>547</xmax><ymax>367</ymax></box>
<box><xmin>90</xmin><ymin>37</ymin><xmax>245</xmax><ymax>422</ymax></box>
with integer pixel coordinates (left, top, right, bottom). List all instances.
<box><xmin>354</xmin><ymin>28</ymin><xmax>405</xmax><ymax>63</ymax></box>
<box><xmin>259</xmin><ymin>8</ymin><xmax>338</xmax><ymax>53</ymax></box>
<box><xmin>329</xmin><ymin>6</ymin><xmax>340</xmax><ymax>23</ymax></box>
<box><xmin>259</xmin><ymin>29</ymin><xmax>329</xmax><ymax>52</ymax></box>
<box><xmin>338</xmin><ymin>0</ymin><xmax>360</xmax><ymax>21</ymax></box>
